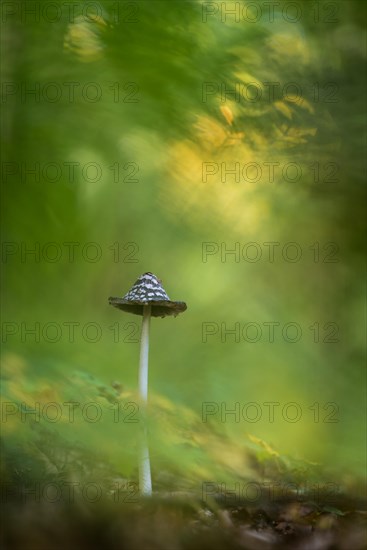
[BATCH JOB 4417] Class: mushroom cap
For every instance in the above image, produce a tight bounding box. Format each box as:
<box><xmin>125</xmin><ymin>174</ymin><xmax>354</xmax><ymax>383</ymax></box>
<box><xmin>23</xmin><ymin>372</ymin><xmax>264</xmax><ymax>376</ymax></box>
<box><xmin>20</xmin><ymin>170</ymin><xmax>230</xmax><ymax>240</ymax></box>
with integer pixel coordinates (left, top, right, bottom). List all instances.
<box><xmin>109</xmin><ymin>272</ymin><xmax>187</xmax><ymax>318</ymax></box>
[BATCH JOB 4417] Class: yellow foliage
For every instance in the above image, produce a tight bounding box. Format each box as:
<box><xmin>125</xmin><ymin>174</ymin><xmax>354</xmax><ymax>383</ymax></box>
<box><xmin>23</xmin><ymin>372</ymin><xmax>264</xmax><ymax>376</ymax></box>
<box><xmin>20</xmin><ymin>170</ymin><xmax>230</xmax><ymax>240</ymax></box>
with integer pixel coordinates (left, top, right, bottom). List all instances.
<box><xmin>220</xmin><ymin>105</ymin><xmax>234</xmax><ymax>126</ymax></box>
<box><xmin>274</xmin><ymin>100</ymin><xmax>293</xmax><ymax>120</ymax></box>
<box><xmin>285</xmin><ymin>95</ymin><xmax>315</xmax><ymax>114</ymax></box>
<box><xmin>247</xmin><ymin>434</ymin><xmax>280</xmax><ymax>457</ymax></box>
<box><xmin>64</xmin><ymin>15</ymin><xmax>107</xmax><ymax>62</ymax></box>
<box><xmin>267</xmin><ymin>32</ymin><xmax>312</xmax><ymax>65</ymax></box>
<box><xmin>194</xmin><ymin>116</ymin><xmax>228</xmax><ymax>150</ymax></box>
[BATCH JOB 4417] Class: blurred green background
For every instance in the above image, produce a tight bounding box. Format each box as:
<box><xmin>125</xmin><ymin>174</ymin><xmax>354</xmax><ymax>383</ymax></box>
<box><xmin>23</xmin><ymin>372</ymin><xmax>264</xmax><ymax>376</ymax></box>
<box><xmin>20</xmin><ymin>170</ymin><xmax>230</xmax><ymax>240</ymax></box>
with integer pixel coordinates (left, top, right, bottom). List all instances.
<box><xmin>1</xmin><ymin>0</ymin><xmax>366</xmax><ymax>496</ymax></box>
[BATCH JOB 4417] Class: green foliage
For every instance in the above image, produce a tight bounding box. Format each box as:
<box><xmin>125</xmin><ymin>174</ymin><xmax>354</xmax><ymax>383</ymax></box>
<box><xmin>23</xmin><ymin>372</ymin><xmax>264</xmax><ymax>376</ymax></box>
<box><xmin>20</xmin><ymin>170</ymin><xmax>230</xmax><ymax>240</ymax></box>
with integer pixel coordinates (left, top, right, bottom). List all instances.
<box><xmin>1</xmin><ymin>0</ymin><xmax>366</xmax><ymax>497</ymax></box>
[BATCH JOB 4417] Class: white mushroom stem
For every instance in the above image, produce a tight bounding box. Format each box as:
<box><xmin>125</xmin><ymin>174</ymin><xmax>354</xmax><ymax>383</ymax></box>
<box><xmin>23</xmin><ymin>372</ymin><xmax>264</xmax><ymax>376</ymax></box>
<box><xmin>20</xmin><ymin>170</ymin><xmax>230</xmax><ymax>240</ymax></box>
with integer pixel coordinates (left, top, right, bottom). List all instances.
<box><xmin>138</xmin><ymin>304</ymin><xmax>152</xmax><ymax>496</ymax></box>
<box><xmin>139</xmin><ymin>305</ymin><xmax>151</xmax><ymax>403</ymax></box>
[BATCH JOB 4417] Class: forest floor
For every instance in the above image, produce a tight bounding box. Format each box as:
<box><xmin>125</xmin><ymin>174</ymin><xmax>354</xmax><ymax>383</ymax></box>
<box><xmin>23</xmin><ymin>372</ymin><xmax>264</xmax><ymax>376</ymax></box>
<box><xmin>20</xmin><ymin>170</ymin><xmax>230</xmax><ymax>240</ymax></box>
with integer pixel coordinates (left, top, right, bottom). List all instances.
<box><xmin>2</xmin><ymin>490</ymin><xmax>366</xmax><ymax>550</ymax></box>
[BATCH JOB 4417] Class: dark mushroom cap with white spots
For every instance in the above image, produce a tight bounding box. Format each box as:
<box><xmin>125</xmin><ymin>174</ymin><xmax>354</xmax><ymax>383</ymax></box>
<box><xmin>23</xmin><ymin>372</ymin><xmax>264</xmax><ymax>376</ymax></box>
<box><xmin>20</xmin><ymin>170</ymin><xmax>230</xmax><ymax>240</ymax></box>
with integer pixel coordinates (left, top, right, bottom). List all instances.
<box><xmin>109</xmin><ymin>272</ymin><xmax>187</xmax><ymax>318</ymax></box>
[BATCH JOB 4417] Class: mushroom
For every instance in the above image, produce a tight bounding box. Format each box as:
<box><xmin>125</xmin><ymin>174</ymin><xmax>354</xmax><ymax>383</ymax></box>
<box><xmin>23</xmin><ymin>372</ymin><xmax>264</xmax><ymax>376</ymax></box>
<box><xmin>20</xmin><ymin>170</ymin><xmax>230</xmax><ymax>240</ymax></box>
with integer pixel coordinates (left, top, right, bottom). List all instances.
<box><xmin>109</xmin><ymin>272</ymin><xmax>187</xmax><ymax>496</ymax></box>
